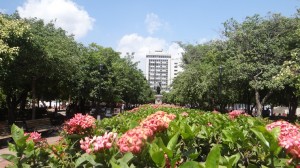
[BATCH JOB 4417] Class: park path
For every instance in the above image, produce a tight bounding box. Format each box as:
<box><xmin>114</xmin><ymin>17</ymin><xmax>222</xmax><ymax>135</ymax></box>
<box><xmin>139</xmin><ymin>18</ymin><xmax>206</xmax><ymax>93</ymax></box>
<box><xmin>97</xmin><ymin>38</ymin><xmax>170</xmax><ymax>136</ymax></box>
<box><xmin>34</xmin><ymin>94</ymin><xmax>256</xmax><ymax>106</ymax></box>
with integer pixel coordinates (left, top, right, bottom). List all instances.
<box><xmin>0</xmin><ymin>135</ymin><xmax>60</xmax><ymax>168</ymax></box>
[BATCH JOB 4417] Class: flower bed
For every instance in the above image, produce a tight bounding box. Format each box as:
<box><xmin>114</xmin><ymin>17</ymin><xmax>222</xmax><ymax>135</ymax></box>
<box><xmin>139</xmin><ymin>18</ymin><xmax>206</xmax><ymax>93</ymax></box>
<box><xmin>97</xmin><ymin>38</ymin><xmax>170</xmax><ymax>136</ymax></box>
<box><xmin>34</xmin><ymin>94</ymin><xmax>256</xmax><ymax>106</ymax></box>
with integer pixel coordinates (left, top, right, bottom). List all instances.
<box><xmin>1</xmin><ymin>104</ymin><xmax>300</xmax><ymax>167</ymax></box>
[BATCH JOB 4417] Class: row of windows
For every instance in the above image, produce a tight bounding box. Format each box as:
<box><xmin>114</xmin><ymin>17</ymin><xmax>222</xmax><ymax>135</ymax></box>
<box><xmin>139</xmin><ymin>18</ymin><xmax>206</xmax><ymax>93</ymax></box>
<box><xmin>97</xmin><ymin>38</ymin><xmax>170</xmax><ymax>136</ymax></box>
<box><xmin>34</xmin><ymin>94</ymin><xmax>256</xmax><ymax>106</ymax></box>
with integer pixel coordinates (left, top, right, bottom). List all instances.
<box><xmin>148</xmin><ymin>80</ymin><xmax>167</xmax><ymax>83</ymax></box>
<box><xmin>150</xmin><ymin>62</ymin><xmax>168</xmax><ymax>65</ymax></box>
<box><xmin>149</xmin><ymin>76</ymin><xmax>168</xmax><ymax>79</ymax></box>
<box><xmin>149</xmin><ymin>73</ymin><xmax>168</xmax><ymax>76</ymax></box>
<box><xmin>148</xmin><ymin>69</ymin><xmax>168</xmax><ymax>73</ymax></box>
<box><xmin>146</xmin><ymin>55</ymin><xmax>171</xmax><ymax>58</ymax></box>
<box><xmin>149</xmin><ymin>67</ymin><xmax>168</xmax><ymax>70</ymax></box>
<box><xmin>149</xmin><ymin>65</ymin><xmax>168</xmax><ymax>67</ymax></box>
<box><xmin>149</xmin><ymin>82</ymin><xmax>167</xmax><ymax>85</ymax></box>
<box><xmin>148</xmin><ymin>79</ymin><xmax>167</xmax><ymax>81</ymax></box>
<box><xmin>148</xmin><ymin>76</ymin><xmax>168</xmax><ymax>79</ymax></box>
<box><xmin>149</xmin><ymin>61</ymin><xmax>168</xmax><ymax>64</ymax></box>
<box><xmin>149</xmin><ymin>60</ymin><xmax>168</xmax><ymax>62</ymax></box>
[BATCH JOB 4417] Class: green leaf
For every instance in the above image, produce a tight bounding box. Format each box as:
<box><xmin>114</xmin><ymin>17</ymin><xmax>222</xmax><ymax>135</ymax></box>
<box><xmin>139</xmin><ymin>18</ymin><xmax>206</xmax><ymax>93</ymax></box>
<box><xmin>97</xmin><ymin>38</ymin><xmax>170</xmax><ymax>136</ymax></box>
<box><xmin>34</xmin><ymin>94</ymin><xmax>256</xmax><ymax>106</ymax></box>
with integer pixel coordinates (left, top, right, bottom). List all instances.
<box><xmin>221</xmin><ymin>129</ymin><xmax>233</xmax><ymax>142</ymax></box>
<box><xmin>227</xmin><ymin>153</ymin><xmax>240</xmax><ymax>168</ymax></box>
<box><xmin>129</xmin><ymin>121</ymin><xmax>139</xmax><ymax>129</ymax></box>
<box><xmin>118</xmin><ymin>152</ymin><xmax>134</xmax><ymax>166</ymax></box>
<box><xmin>167</xmin><ymin>132</ymin><xmax>179</xmax><ymax>151</ymax></box>
<box><xmin>75</xmin><ymin>153</ymin><xmax>99</xmax><ymax>167</ymax></box>
<box><xmin>149</xmin><ymin>143</ymin><xmax>166</xmax><ymax>167</ymax></box>
<box><xmin>21</xmin><ymin>163</ymin><xmax>31</xmax><ymax>168</ymax></box>
<box><xmin>181</xmin><ymin>124</ymin><xmax>194</xmax><ymax>139</ymax></box>
<box><xmin>189</xmin><ymin>153</ymin><xmax>200</xmax><ymax>160</ymax></box>
<box><xmin>111</xmin><ymin>161</ymin><xmax>122</xmax><ymax>168</ymax></box>
<box><xmin>8</xmin><ymin>143</ymin><xmax>16</xmax><ymax>152</ymax></box>
<box><xmin>247</xmin><ymin>163</ymin><xmax>259</xmax><ymax>168</ymax></box>
<box><xmin>269</xmin><ymin>127</ymin><xmax>282</xmax><ymax>155</ymax></box>
<box><xmin>250</xmin><ymin>127</ymin><xmax>269</xmax><ymax>149</ymax></box>
<box><xmin>157</xmin><ymin>138</ymin><xmax>172</xmax><ymax>158</ymax></box>
<box><xmin>0</xmin><ymin>154</ymin><xmax>19</xmax><ymax>163</ymax></box>
<box><xmin>205</xmin><ymin>145</ymin><xmax>221</xmax><ymax>168</ymax></box>
<box><xmin>11</xmin><ymin>124</ymin><xmax>27</xmax><ymax>147</ymax></box>
<box><xmin>251</xmin><ymin>126</ymin><xmax>282</xmax><ymax>155</ymax></box>
<box><xmin>179</xmin><ymin>161</ymin><xmax>203</xmax><ymax>168</ymax></box>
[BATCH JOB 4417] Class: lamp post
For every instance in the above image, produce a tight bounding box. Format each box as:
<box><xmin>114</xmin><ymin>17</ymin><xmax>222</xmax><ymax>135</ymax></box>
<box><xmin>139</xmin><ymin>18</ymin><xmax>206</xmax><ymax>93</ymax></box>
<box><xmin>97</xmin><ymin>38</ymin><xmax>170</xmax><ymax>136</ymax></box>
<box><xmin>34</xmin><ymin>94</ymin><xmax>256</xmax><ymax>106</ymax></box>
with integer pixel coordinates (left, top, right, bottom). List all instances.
<box><xmin>218</xmin><ymin>66</ymin><xmax>223</xmax><ymax>111</ymax></box>
<box><xmin>98</xmin><ymin>64</ymin><xmax>103</xmax><ymax>120</ymax></box>
<box><xmin>99</xmin><ymin>64</ymin><xmax>104</xmax><ymax>99</ymax></box>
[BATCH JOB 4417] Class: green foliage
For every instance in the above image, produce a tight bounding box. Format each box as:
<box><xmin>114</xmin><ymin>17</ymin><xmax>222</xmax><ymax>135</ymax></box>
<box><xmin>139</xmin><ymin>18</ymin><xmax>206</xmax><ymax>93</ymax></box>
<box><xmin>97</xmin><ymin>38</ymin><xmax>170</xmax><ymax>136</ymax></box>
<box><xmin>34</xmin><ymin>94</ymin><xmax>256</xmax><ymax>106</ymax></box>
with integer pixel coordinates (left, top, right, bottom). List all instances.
<box><xmin>205</xmin><ymin>145</ymin><xmax>221</xmax><ymax>168</ymax></box>
<box><xmin>0</xmin><ymin>14</ymin><xmax>31</xmax><ymax>67</ymax></box>
<box><xmin>169</xmin><ymin>11</ymin><xmax>300</xmax><ymax>115</ymax></box>
<box><xmin>72</xmin><ymin>43</ymin><xmax>152</xmax><ymax>105</ymax></box>
<box><xmin>2</xmin><ymin>106</ymin><xmax>299</xmax><ymax>167</ymax></box>
<box><xmin>0</xmin><ymin>124</ymin><xmax>49</xmax><ymax>167</ymax></box>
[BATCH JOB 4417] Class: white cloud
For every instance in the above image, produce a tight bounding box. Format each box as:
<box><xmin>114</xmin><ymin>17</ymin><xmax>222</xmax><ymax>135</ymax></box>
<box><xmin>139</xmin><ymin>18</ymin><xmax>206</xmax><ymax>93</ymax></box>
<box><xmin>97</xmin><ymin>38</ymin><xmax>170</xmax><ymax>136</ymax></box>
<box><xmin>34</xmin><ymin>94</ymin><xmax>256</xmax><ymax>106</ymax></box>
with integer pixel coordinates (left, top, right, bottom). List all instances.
<box><xmin>117</xmin><ymin>33</ymin><xmax>183</xmax><ymax>74</ymax></box>
<box><xmin>197</xmin><ymin>38</ymin><xmax>210</xmax><ymax>44</ymax></box>
<box><xmin>145</xmin><ymin>13</ymin><xmax>169</xmax><ymax>34</ymax></box>
<box><xmin>17</xmin><ymin>0</ymin><xmax>94</xmax><ymax>39</ymax></box>
<box><xmin>168</xmin><ymin>43</ymin><xmax>184</xmax><ymax>60</ymax></box>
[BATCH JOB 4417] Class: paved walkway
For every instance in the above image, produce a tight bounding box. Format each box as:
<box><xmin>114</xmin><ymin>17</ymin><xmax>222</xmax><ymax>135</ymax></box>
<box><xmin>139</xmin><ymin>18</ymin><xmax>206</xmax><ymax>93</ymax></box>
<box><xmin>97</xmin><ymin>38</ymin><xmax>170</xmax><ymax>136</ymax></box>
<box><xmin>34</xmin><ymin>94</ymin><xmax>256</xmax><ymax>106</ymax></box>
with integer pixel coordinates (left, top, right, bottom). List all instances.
<box><xmin>0</xmin><ymin>135</ymin><xmax>60</xmax><ymax>167</ymax></box>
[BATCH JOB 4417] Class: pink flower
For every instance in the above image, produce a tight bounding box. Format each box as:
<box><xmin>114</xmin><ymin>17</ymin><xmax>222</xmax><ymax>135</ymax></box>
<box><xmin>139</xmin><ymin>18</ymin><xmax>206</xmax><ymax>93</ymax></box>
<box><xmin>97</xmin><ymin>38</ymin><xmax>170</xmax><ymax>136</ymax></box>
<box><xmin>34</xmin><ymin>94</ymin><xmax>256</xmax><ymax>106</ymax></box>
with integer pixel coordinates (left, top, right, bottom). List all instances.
<box><xmin>25</xmin><ymin>132</ymin><xmax>42</xmax><ymax>143</ymax></box>
<box><xmin>118</xmin><ymin>111</ymin><xmax>176</xmax><ymax>154</ymax></box>
<box><xmin>266</xmin><ymin>121</ymin><xmax>300</xmax><ymax>159</ymax></box>
<box><xmin>228</xmin><ymin>110</ymin><xmax>248</xmax><ymax>119</ymax></box>
<box><xmin>140</xmin><ymin>111</ymin><xmax>176</xmax><ymax>133</ymax></box>
<box><xmin>117</xmin><ymin>127</ymin><xmax>146</xmax><ymax>154</ymax></box>
<box><xmin>181</xmin><ymin>112</ymin><xmax>189</xmax><ymax>117</ymax></box>
<box><xmin>80</xmin><ymin>132</ymin><xmax>118</xmax><ymax>154</ymax></box>
<box><xmin>63</xmin><ymin>113</ymin><xmax>96</xmax><ymax>135</ymax></box>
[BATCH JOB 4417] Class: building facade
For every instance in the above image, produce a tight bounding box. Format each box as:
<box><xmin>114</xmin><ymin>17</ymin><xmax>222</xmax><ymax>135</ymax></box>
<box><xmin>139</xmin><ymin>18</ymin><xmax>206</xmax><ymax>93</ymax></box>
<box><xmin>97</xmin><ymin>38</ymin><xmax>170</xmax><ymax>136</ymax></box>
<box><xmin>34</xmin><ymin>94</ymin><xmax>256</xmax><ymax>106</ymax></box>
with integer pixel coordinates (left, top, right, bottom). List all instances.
<box><xmin>145</xmin><ymin>50</ymin><xmax>182</xmax><ymax>92</ymax></box>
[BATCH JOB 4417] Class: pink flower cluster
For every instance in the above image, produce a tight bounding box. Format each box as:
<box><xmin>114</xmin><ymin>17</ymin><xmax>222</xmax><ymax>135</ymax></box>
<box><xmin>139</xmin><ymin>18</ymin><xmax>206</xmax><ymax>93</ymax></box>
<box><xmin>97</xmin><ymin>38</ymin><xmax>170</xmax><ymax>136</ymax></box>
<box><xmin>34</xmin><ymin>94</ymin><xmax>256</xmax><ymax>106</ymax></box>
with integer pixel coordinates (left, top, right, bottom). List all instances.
<box><xmin>80</xmin><ymin>132</ymin><xmax>117</xmax><ymax>154</ymax></box>
<box><xmin>266</xmin><ymin>120</ymin><xmax>300</xmax><ymax>159</ymax></box>
<box><xmin>212</xmin><ymin>109</ymin><xmax>220</xmax><ymax>114</ymax></box>
<box><xmin>228</xmin><ymin>110</ymin><xmax>248</xmax><ymax>119</ymax></box>
<box><xmin>181</xmin><ymin>112</ymin><xmax>189</xmax><ymax>117</ymax></box>
<box><xmin>25</xmin><ymin>131</ymin><xmax>42</xmax><ymax>143</ymax></box>
<box><xmin>63</xmin><ymin>113</ymin><xmax>96</xmax><ymax>134</ymax></box>
<box><xmin>118</xmin><ymin>111</ymin><xmax>176</xmax><ymax>154</ymax></box>
<box><xmin>128</xmin><ymin>107</ymin><xmax>140</xmax><ymax>113</ymax></box>
<box><xmin>140</xmin><ymin>111</ymin><xmax>176</xmax><ymax>132</ymax></box>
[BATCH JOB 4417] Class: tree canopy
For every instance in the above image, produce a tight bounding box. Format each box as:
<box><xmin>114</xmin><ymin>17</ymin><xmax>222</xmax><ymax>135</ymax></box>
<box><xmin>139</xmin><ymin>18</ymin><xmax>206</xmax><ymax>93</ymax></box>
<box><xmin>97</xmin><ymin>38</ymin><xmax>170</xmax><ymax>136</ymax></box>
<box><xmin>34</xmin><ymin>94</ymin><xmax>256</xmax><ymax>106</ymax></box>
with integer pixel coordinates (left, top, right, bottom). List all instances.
<box><xmin>168</xmin><ymin>11</ymin><xmax>300</xmax><ymax>118</ymax></box>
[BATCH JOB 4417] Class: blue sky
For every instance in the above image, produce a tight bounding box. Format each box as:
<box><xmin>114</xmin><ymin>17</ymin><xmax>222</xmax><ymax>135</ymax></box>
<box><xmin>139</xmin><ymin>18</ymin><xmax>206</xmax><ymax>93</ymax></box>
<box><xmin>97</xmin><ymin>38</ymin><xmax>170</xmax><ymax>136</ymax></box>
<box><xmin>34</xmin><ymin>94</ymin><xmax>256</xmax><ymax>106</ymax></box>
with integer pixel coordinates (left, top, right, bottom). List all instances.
<box><xmin>1</xmin><ymin>0</ymin><xmax>299</xmax><ymax>72</ymax></box>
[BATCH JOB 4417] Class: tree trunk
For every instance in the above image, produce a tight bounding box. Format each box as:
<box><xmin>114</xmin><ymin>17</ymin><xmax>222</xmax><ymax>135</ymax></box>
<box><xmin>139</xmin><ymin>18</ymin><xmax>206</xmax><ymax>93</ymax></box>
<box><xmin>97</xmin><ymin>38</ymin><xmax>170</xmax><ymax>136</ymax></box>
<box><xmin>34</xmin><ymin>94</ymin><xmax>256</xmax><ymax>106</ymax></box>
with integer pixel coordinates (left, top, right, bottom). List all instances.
<box><xmin>6</xmin><ymin>91</ymin><xmax>28</xmax><ymax>124</ymax></box>
<box><xmin>32</xmin><ymin>76</ymin><xmax>37</xmax><ymax>119</ymax></box>
<box><xmin>288</xmin><ymin>93</ymin><xmax>298</xmax><ymax>122</ymax></box>
<box><xmin>6</xmin><ymin>95</ymin><xmax>16</xmax><ymax>125</ymax></box>
<box><xmin>79</xmin><ymin>98</ymin><xmax>86</xmax><ymax>114</ymax></box>
<box><xmin>255</xmin><ymin>90</ymin><xmax>263</xmax><ymax>116</ymax></box>
<box><xmin>20</xmin><ymin>92</ymin><xmax>28</xmax><ymax>111</ymax></box>
<box><xmin>255</xmin><ymin>89</ymin><xmax>272</xmax><ymax>117</ymax></box>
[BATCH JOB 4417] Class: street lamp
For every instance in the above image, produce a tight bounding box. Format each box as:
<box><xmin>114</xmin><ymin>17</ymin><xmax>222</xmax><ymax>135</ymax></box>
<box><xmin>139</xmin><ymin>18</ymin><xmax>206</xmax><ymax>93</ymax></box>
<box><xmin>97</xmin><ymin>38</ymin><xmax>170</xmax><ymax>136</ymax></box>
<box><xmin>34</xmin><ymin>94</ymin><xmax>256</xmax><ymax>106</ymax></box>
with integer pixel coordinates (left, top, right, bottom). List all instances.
<box><xmin>97</xmin><ymin>64</ymin><xmax>104</xmax><ymax>120</ymax></box>
<box><xmin>99</xmin><ymin>64</ymin><xmax>104</xmax><ymax>100</ymax></box>
<box><xmin>218</xmin><ymin>65</ymin><xmax>223</xmax><ymax>111</ymax></box>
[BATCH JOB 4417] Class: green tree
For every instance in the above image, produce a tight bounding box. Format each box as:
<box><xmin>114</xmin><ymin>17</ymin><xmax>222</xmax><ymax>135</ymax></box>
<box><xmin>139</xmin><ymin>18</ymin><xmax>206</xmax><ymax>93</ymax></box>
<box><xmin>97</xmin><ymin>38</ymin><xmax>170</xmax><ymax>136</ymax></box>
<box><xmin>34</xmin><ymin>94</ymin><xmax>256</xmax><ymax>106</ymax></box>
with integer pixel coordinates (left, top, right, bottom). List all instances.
<box><xmin>222</xmin><ymin>13</ymin><xmax>298</xmax><ymax>116</ymax></box>
<box><xmin>0</xmin><ymin>14</ymin><xmax>44</xmax><ymax>123</ymax></box>
<box><xmin>0</xmin><ymin>14</ymin><xmax>80</xmax><ymax>123</ymax></box>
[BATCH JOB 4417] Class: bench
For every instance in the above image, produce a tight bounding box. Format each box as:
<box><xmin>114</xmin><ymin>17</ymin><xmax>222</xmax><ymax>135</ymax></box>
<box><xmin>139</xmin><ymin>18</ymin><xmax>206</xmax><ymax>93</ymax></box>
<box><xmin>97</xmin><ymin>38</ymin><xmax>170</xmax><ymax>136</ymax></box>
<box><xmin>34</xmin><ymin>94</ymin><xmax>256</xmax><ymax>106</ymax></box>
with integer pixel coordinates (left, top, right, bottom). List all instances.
<box><xmin>25</xmin><ymin>118</ymin><xmax>55</xmax><ymax>133</ymax></box>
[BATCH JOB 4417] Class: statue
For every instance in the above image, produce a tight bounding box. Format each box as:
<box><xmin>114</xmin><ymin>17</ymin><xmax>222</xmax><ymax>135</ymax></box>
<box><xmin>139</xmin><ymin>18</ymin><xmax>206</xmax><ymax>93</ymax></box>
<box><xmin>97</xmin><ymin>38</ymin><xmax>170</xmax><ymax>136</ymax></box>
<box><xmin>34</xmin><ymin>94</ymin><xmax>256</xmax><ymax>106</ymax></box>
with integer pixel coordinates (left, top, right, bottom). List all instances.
<box><xmin>156</xmin><ymin>82</ymin><xmax>161</xmax><ymax>95</ymax></box>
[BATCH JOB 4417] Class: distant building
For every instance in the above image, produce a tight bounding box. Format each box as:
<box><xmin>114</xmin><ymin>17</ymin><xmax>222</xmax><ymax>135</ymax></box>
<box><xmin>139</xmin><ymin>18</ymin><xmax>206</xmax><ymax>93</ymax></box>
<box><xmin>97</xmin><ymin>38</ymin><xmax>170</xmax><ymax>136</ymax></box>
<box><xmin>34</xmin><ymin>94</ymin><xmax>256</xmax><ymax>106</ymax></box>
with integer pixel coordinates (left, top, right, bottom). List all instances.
<box><xmin>145</xmin><ymin>50</ymin><xmax>183</xmax><ymax>92</ymax></box>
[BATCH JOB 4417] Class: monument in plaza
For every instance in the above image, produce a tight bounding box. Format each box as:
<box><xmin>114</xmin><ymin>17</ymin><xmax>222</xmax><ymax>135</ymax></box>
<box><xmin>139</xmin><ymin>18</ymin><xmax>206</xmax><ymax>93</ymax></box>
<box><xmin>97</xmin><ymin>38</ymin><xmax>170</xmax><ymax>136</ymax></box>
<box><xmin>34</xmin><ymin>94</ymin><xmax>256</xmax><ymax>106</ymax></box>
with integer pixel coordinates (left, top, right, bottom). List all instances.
<box><xmin>155</xmin><ymin>82</ymin><xmax>163</xmax><ymax>105</ymax></box>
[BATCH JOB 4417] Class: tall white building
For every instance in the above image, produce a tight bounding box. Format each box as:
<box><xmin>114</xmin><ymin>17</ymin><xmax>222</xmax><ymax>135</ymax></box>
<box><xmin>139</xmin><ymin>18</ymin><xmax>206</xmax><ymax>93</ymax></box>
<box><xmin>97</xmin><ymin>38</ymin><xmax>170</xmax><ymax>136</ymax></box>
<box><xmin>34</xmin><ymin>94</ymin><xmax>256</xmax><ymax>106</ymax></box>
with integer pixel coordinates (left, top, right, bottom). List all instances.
<box><xmin>145</xmin><ymin>50</ymin><xmax>182</xmax><ymax>92</ymax></box>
